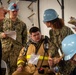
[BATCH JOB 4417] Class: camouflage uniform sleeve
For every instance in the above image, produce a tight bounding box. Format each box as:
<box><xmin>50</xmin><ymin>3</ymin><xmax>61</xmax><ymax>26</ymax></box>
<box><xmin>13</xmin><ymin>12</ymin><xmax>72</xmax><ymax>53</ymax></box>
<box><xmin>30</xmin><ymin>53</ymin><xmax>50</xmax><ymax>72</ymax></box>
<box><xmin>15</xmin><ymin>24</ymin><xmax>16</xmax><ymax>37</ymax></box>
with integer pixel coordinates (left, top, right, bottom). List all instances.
<box><xmin>22</xmin><ymin>23</ymin><xmax>27</xmax><ymax>47</ymax></box>
<box><xmin>67</xmin><ymin>26</ymin><xmax>74</xmax><ymax>34</ymax></box>
<box><xmin>49</xmin><ymin>29</ymin><xmax>55</xmax><ymax>43</ymax></box>
<box><xmin>48</xmin><ymin>41</ymin><xmax>59</xmax><ymax>57</ymax></box>
<box><xmin>17</xmin><ymin>47</ymin><xmax>27</xmax><ymax>67</ymax></box>
<box><xmin>60</xmin><ymin>26</ymin><xmax>74</xmax><ymax>41</ymax></box>
<box><xmin>49</xmin><ymin>29</ymin><xmax>53</xmax><ymax>39</ymax></box>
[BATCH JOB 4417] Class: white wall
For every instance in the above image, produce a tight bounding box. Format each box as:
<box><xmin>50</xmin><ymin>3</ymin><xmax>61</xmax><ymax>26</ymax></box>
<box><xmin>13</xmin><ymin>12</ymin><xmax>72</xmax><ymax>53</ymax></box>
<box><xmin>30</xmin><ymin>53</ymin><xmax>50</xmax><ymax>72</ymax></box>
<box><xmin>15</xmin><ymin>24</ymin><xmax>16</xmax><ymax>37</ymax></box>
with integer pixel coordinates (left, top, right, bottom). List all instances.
<box><xmin>64</xmin><ymin>0</ymin><xmax>76</xmax><ymax>24</ymax></box>
<box><xmin>18</xmin><ymin>1</ymin><xmax>39</xmax><ymax>30</ymax></box>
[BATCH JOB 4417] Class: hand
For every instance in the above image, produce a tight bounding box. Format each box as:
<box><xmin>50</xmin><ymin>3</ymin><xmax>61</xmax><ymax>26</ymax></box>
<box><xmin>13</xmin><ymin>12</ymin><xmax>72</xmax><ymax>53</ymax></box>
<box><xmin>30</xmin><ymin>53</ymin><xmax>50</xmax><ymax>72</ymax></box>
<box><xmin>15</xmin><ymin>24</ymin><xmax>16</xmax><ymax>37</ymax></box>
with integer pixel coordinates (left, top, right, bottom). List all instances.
<box><xmin>53</xmin><ymin>57</ymin><xmax>61</xmax><ymax>65</ymax></box>
<box><xmin>0</xmin><ymin>7</ymin><xmax>7</xmax><ymax>21</ymax></box>
<box><xmin>17</xmin><ymin>66</ymin><xmax>24</xmax><ymax>72</ymax></box>
<box><xmin>48</xmin><ymin>54</ymin><xmax>64</xmax><ymax>66</ymax></box>
<box><xmin>1</xmin><ymin>33</ymin><xmax>7</xmax><ymax>38</ymax></box>
<box><xmin>48</xmin><ymin>57</ymin><xmax>54</xmax><ymax>67</ymax></box>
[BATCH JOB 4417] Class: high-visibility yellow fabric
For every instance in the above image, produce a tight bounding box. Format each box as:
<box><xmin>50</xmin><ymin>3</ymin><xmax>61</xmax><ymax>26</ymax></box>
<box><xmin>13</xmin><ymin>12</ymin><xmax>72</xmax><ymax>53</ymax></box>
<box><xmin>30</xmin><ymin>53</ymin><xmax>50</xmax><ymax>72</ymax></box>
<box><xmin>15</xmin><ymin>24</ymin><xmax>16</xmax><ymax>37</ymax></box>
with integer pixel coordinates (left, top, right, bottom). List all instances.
<box><xmin>25</xmin><ymin>55</ymin><xmax>48</xmax><ymax>60</ymax></box>
<box><xmin>17</xmin><ymin>60</ymin><xmax>25</xmax><ymax>65</ymax></box>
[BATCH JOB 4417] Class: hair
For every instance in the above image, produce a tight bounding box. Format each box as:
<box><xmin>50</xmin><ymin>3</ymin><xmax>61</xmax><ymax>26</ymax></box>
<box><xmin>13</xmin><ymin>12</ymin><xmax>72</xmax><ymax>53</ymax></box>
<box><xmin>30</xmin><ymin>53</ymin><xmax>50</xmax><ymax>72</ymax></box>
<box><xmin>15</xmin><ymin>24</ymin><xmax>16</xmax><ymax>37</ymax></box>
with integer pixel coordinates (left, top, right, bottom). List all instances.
<box><xmin>29</xmin><ymin>27</ymin><xmax>40</xmax><ymax>34</ymax></box>
<box><xmin>48</xmin><ymin>18</ymin><xmax>64</xmax><ymax>29</ymax></box>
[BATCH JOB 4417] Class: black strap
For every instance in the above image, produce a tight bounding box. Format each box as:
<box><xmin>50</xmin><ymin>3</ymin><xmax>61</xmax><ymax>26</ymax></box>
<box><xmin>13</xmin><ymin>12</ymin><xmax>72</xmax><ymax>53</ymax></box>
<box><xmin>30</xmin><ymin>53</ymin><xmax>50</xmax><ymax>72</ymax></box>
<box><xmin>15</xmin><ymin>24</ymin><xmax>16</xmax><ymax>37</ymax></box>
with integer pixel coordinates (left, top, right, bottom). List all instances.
<box><xmin>23</xmin><ymin>41</ymin><xmax>30</xmax><ymax>56</ymax></box>
<box><xmin>39</xmin><ymin>52</ymin><xmax>46</xmax><ymax>69</ymax></box>
<box><xmin>39</xmin><ymin>36</ymin><xmax>49</xmax><ymax>69</ymax></box>
<box><xmin>35</xmin><ymin>36</ymin><xmax>50</xmax><ymax>54</ymax></box>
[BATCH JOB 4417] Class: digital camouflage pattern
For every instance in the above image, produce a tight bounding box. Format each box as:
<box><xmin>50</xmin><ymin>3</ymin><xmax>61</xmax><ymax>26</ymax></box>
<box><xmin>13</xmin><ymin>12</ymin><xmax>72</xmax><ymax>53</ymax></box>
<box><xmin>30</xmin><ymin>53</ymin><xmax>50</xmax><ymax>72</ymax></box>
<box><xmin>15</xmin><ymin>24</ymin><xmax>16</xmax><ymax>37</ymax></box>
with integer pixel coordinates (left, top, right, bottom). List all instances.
<box><xmin>0</xmin><ymin>18</ymin><xmax>27</xmax><ymax>75</ymax></box>
<box><xmin>49</xmin><ymin>25</ymin><xmax>76</xmax><ymax>75</ymax></box>
<box><xmin>49</xmin><ymin>25</ymin><xmax>74</xmax><ymax>48</ymax></box>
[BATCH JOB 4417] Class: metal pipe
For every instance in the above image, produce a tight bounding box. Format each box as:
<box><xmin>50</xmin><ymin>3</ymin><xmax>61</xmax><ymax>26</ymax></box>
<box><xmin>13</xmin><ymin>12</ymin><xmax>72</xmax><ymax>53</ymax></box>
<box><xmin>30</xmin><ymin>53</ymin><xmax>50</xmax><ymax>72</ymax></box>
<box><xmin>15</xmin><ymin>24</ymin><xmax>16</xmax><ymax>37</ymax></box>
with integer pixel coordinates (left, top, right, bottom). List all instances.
<box><xmin>57</xmin><ymin>0</ymin><xmax>64</xmax><ymax>20</ymax></box>
<box><xmin>28</xmin><ymin>13</ymin><xmax>35</xmax><ymax>19</ymax></box>
<box><xmin>0</xmin><ymin>0</ymin><xmax>3</xmax><ymax>6</ymax></box>
<box><xmin>28</xmin><ymin>2</ymin><xmax>33</xmax><ymax>11</ymax></box>
<box><xmin>37</xmin><ymin>0</ymin><xmax>41</xmax><ymax>32</ymax></box>
<box><xmin>61</xmin><ymin>0</ymin><xmax>64</xmax><ymax>20</ymax></box>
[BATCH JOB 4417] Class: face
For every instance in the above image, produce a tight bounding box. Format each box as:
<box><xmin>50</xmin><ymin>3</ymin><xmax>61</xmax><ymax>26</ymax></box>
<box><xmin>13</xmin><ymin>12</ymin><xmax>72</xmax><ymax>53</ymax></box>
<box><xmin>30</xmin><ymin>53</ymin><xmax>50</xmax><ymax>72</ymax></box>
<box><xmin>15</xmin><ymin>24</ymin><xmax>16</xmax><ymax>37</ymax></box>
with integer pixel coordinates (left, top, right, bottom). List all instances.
<box><xmin>9</xmin><ymin>10</ymin><xmax>18</xmax><ymax>19</ymax></box>
<box><xmin>44</xmin><ymin>22</ymin><xmax>54</xmax><ymax>29</ymax></box>
<box><xmin>70</xmin><ymin>54</ymin><xmax>76</xmax><ymax>64</ymax></box>
<box><xmin>30</xmin><ymin>31</ymin><xmax>41</xmax><ymax>42</ymax></box>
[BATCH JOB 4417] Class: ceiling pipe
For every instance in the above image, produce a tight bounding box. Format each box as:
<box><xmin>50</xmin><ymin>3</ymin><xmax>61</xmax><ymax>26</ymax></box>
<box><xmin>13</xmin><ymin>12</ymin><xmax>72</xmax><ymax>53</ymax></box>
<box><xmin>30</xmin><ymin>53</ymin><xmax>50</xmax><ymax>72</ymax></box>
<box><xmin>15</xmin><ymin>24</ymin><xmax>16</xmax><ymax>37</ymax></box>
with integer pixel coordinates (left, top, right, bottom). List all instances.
<box><xmin>57</xmin><ymin>0</ymin><xmax>64</xmax><ymax>20</ymax></box>
<box><xmin>37</xmin><ymin>0</ymin><xmax>41</xmax><ymax>32</ymax></box>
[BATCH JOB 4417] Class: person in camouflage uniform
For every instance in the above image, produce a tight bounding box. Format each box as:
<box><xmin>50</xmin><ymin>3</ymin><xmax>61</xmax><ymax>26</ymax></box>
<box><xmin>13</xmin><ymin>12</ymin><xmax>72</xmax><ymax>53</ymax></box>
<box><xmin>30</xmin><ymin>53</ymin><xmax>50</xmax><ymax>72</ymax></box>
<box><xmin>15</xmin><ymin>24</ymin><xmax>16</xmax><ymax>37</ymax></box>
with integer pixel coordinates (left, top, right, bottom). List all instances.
<box><xmin>62</xmin><ymin>34</ymin><xmax>76</xmax><ymax>75</ymax></box>
<box><xmin>0</xmin><ymin>2</ymin><xmax>27</xmax><ymax>75</ymax></box>
<box><xmin>43</xmin><ymin>9</ymin><xmax>76</xmax><ymax>75</ymax></box>
<box><xmin>12</xmin><ymin>27</ymin><xmax>63</xmax><ymax>75</ymax></box>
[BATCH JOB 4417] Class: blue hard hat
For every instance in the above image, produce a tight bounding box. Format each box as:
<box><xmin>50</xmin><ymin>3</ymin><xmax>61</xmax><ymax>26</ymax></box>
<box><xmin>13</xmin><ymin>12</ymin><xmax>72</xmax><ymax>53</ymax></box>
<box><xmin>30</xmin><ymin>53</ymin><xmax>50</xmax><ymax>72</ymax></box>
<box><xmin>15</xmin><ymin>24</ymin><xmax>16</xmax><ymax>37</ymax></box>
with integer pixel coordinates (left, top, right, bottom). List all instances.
<box><xmin>8</xmin><ymin>2</ymin><xmax>19</xmax><ymax>11</ymax></box>
<box><xmin>62</xmin><ymin>34</ymin><xmax>76</xmax><ymax>61</ymax></box>
<box><xmin>43</xmin><ymin>9</ymin><xmax>58</xmax><ymax>22</ymax></box>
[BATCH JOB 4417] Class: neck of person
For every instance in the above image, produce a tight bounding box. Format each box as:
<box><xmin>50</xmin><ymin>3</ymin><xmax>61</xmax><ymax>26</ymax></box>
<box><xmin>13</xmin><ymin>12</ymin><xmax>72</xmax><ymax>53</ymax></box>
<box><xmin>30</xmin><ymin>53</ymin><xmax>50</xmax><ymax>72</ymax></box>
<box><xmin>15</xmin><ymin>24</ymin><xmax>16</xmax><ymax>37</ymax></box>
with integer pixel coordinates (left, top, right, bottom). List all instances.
<box><xmin>9</xmin><ymin>16</ymin><xmax>17</xmax><ymax>21</ymax></box>
<box><xmin>11</xmin><ymin>17</ymin><xmax>17</xmax><ymax>21</ymax></box>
